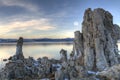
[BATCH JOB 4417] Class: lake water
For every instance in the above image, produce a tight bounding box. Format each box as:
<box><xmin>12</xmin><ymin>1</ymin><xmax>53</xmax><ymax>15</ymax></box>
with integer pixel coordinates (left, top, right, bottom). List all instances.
<box><xmin>0</xmin><ymin>42</ymin><xmax>73</xmax><ymax>69</ymax></box>
<box><xmin>0</xmin><ymin>42</ymin><xmax>73</xmax><ymax>59</ymax></box>
<box><xmin>0</xmin><ymin>42</ymin><xmax>120</xmax><ymax>69</ymax></box>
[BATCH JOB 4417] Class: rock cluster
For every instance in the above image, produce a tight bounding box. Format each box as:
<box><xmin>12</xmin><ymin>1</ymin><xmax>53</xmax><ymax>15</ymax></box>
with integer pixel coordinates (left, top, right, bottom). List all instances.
<box><xmin>97</xmin><ymin>64</ymin><xmax>120</xmax><ymax>80</ymax></box>
<box><xmin>0</xmin><ymin>37</ymin><xmax>60</xmax><ymax>80</ymax></box>
<box><xmin>73</xmin><ymin>8</ymin><xmax>120</xmax><ymax>71</ymax></box>
<box><xmin>8</xmin><ymin>37</ymin><xmax>24</xmax><ymax>61</ymax></box>
<box><xmin>56</xmin><ymin>8</ymin><xmax>120</xmax><ymax>80</ymax></box>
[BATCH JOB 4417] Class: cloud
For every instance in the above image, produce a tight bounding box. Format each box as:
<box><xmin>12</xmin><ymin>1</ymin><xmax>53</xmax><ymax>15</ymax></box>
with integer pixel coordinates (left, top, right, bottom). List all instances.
<box><xmin>0</xmin><ymin>18</ymin><xmax>56</xmax><ymax>35</ymax></box>
<box><xmin>0</xmin><ymin>0</ymin><xmax>39</xmax><ymax>12</ymax></box>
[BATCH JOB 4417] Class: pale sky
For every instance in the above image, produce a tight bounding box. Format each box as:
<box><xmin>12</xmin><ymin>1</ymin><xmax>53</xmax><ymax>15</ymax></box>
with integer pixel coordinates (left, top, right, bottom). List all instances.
<box><xmin>0</xmin><ymin>0</ymin><xmax>120</xmax><ymax>39</ymax></box>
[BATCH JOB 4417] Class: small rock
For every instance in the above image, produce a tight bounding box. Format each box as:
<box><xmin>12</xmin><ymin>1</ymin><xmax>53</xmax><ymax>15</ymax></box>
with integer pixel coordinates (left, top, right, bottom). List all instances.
<box><xmin>3</xmin><ymin>59</ymin><xmax>7</xmax><ymax>62</ymax></box>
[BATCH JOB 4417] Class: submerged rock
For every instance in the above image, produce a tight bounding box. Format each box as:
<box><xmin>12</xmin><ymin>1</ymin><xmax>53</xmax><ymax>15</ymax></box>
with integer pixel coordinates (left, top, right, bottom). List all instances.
<box><xmin>3</xmin><ymin>59</ymin><xmax>7</xmax><ymax>62</ymax></box>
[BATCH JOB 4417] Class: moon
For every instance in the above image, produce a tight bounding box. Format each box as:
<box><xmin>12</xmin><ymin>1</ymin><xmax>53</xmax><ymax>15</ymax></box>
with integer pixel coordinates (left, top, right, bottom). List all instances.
<box><xmin>73</xmin><ymin>21</ymin><xmax>79</xmax><ymax>26</ymax></box>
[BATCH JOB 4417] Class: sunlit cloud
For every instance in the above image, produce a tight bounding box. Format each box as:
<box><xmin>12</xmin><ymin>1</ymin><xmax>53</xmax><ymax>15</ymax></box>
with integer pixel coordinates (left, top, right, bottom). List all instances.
<box><xmin>0</xmin><ymin>0</ymin><xmax>81</xmax><ymax>38</ymax></box>
<box><xmin>34</xmin><ymin>26</ymin><xmax>55</xmax><ymax>30</ymax></box>
<box><xmin>62</xmin><ymin>31</ymin><xmax>74</xmax><ymax>38</ymax></box>
<box><xmin>0</xmin><ymin>19</ymin><xmax>56</xmax><ymax>36</ymax></box>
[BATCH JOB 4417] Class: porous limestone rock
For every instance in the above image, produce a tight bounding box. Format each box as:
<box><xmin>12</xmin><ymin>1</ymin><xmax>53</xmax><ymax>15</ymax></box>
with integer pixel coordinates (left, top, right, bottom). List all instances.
<box><xmin>73</xmin><ymin>31</ymin><xmax>84</xmax><ymax>66</ymax></box>
<box><xmin>16</xmin><ymin>37</ymin><xmax>23</xmax><ymax>54</ymax></box>
<box><xmin>0</xmin><ymin>37</ymin><xmax>62</xmax><ymax>80</ymax></box>
<box><xmin>60</xmin><ymin>49</ymin><xmax>67</xmax><ymax>62</ymax></box>
<box><xmin>0</xmin><ymin>60</ymin><xmax>26</xmax><ymax>80</ymax></box>
<box><xmin>55</xmin><ymin>69</ymin><xmax>64</xmax><ymax>80</ymax></box>
<box><xmin>74</xmin><ymin>8</ymin><xmax>120</xmax><ymax>71</ymax></box>
<box><xmin>59</xmin><ymin>49</ymin><xmax>69</xmax><ymax>73</ymax></box>
<box><xmin>69</xmin><ymin>52</ymin><xmax>75</xmax><ymax>67</ymax></box>
<box><xmin>97</xmin><ymin>64</ymin><xmax>120</xmax><ymax>80</ymax></box>
<box><xmin>40</xmin><ymin>57</ymin><xmax>52</xmax><ymax>75</ymax></box>
<box><xmin>15</xmin><ymin>37</ymin><xmax>24</xmax><ymax>60</ymax></box>
<box><xmin>113</xmin><ymin>24</ymin><xmax>120</xmax><ymax>42</ymax></box>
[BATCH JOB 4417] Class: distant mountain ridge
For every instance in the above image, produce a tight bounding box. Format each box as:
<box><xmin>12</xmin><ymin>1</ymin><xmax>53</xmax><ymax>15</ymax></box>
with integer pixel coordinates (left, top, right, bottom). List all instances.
<box><xmin>0</xmin><ymin>38</ymin><xmax>73</xmax><ymax>43</ymax></box>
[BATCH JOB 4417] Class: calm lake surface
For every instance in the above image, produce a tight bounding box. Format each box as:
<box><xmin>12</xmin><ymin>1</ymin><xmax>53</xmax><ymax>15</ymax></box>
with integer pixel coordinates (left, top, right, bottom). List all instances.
<box><xmin>0</xmin><ymin>42</ymin><xmax>120</xmax><ymax>69</ymax></box>
<box><xmin>0</xmin><ymin>42</ymin><xmax>73</xmax><ymax>69</ymax></box>
<box><xmin>0</xmin><ymin>42</ymin><xmax>73</xmax><ymax>59</ymax></box>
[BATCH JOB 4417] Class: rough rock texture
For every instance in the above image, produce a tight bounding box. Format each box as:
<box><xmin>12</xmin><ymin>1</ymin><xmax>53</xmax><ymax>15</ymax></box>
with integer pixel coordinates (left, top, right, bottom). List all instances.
<box><xmin>0</xmin><ymin>37</ymin><xmax>60</xmax><ymax>80</ymax></box>
<box><xmin>56</xmin><ymin>49</ymin><xmax>89</xmax><ymax>80</ymax></box>
<box><xmin>15</xmin><ymin>37</ymin><xmax>24</xmax><ymax>60</ymax></box>
<box><xmin>73</xmin><ymin>31</ymin><xmax>84</xmax><ymax>65</ymax></box>
<box><xmin>16</xmin><ymin>37</ymin><xmax>23</xmax><ymax>54</ymax></box>
<box><xmin>60</xmin><ymin>49</ymin><xmax>67</xmax><ymax>62</ymax></box>
<box><xmin>97</xmin><ymin>64</ymin><xmax>120</xmax><ymax>80</ymax></box>
<box><xmin>74</xmin><ymin>8</ymin><xmax>120</xmax><ymax>71</ymax></box>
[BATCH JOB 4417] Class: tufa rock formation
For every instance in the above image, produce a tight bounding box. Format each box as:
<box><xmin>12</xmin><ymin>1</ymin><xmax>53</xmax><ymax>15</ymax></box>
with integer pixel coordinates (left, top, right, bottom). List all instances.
<box><xmin>73</xmin><ymin>8</ymin><xmax>120</xmax><ymax>71</ymax></box>
<box><xmin>60</xmin><ymin>49</ymin><xmax>67</xmax><ymax>62</ymax></box>
<box><xmin>73</xmin><ymin>31</ymin><xmax>84</xmax><ymax>66</ymax></box>
<box><xmin>8</xmin><ymin>37</ymin><xmax>24</xmax><ymax>61</ymax></box>
<box><xmin>96</xmin><ymin>64</ymin><xmax>120</xmax><ymax>80</ymax></box>
<box><xmin>15</xmin><ymin>37</ymin><xmax>24</xmax><ymax>60</ymax></box>
<box><xmin>0</xmin><ymin>37</ymin><xmax>61</xmax><ymax>80</ymax></box>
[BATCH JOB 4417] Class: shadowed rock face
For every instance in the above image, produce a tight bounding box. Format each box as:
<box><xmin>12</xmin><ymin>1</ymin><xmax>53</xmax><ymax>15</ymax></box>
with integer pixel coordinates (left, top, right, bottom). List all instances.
<box><xmin>16</xmin><ymin>37</ymin><xmax>24</xmax><ymax>60</ymax></box>
<box><xmin>60</xmin><ymin>49</ymin><xmax>67</xmax><ymax>62</ymax></box>
<box><xmin>16</xmin><ymin>37</ymin><xmax>23</xmax><ymax>54</ymax></box>
<box><xmin>73</xmin><ymin>31</ymin><xmax>84</xmax><ymax>65</ymax></box>
<box><xmin>0</xmin><ymin>38</ymin><xmax>58</xmax><ymax>80</ymax></box>
<box><xmin>74</xmin><ymin>8</ymin><xmax>120</xmax><ymax>71</ymax></box>
<box><xmin>97</xmin><ymin>64</ymin><xmax>120</xmax><ymax>80</ymax></box>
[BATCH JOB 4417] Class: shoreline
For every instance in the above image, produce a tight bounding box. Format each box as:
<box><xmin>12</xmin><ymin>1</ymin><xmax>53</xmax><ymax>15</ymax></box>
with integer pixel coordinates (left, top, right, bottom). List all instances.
<box><xmin>0</xmin><ymin>41</ymin><xmax>73</xmax><ymax>45</ymax></box>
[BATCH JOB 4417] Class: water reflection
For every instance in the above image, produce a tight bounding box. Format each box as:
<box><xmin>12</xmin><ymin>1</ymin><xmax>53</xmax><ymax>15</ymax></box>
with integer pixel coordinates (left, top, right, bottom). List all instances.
<box><xmin>0</xmin><ymin>42</ymin><xmax>120</xmax><ymax>59</ymax></box>
<box><xmin>0</xmin><ymin>42</ymin><xmax>73</xmax><ymax>60</ymax></box>
<box><xmin>0</xmin><ymin>42</ymin><xmax>120</xmax><ymax>69</ymax></box>
<box><xmin>0</xmin><ymin>42</ymin><xmax>73</xmax><ymax>69</ymax></box>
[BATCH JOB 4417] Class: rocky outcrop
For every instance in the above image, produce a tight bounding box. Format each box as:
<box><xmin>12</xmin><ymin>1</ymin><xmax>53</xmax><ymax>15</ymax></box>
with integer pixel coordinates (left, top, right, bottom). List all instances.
<box><xmin>60</xmin><ymin>49</ymin><xmax>67</xmax><ymax>62</ymax></box>
<box><xmin>15</xmin><ymin>37</ymin><xmax>24</xmax><ymax>60</ymax></box>
<box><xmin>113</xmin><ymin>24</ymin><xmax>120</xmax><ymax>41</ymax></box>
<box><xmin>97</xmin><ymin>64</ymin><xmax>120</xmax><ymax>80</ymax></box>
<box><xmin>73</xmin><ymin>31</ymin><xmax>84</xmax><ymax>65</ymax></box>
<box><xmin>9</xmin><ymin>37</ymin><xmax>24</xmax><ymax>61</ymax></box>
<box><xmin>0</xmin><ymin>37</ymin><xmax>61</xmax><ymax>80</ymax></box>
<box><xmin>74</xmin><ymin>8</ymin><xmax>120</xmax><ymax>71</ymax></box>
